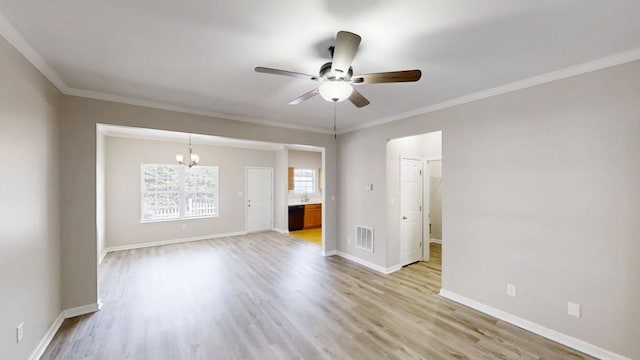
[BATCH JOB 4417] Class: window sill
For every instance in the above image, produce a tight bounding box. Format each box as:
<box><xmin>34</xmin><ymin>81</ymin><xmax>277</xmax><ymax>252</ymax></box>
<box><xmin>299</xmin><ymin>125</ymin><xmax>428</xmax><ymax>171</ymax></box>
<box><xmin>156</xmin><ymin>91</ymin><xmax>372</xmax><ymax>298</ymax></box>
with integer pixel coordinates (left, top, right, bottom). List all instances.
<box><xmin>140</xmin><ymin>215</ymin><xmax>219</xmax><ymax>224</ymax></box>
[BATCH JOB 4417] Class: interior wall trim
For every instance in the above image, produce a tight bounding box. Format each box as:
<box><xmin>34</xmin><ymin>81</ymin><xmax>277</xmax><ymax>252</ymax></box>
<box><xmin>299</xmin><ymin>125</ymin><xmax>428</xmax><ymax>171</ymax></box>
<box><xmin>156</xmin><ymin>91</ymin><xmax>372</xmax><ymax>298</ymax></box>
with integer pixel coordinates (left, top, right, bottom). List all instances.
<box><xmin>439</xmin><ymin>289</ymin><xmax>631</xmax><ymax>360</ymax></box>
<box><xmin>0</xmin><ymin>11</ymin><xmax>67</xmax><ymax>91</ymax></box>
<box><xmin>338</xmin><ymin>48</ymin><xmax>640</xmax><ymax>134</ymax></box>
<box><xmin>28</xmin><ymin>314</ymin><xmax>63</xmax><ymax>360</ymax></box>
<box><xmin>29</xmin><ymin>302</ymin><xmax>103</xmax><ymax>360</ymax></box>
<box><xmin>103</xmin><ymin>231</ymin><xmax>248</xmax><ymax>254</ymax></box>
<box><xmin>336</xmin><ymin>251</ymin><xmax>401</xmax><ymax>275</ymax></box>
<box><xmin>1</xmin><ymin>10</ymin><xmax>639</xmax><ymax>136</ymax></box>
<box><xmin>62</xmin><ymin>302</ymin><xmax>103</xmax><ymax>319</ymax></box>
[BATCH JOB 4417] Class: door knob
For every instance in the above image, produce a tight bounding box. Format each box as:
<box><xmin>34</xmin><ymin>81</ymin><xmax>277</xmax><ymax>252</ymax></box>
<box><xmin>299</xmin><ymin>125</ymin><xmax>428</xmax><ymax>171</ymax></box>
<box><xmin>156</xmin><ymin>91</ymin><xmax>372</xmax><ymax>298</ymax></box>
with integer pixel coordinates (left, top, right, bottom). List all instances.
<box><xmin>402</xmin><ymin>216</ymin><xmax>408</xmax><ymax>220</ymax></box>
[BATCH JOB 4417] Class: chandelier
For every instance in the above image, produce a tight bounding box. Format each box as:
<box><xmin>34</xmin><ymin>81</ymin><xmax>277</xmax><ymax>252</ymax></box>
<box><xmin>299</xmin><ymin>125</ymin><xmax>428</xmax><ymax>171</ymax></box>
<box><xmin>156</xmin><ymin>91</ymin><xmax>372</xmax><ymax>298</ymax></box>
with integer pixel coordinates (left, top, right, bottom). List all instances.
<box><xmin>176</xmin><ymin>135</ymin><xmax>199</xmax><ymax>168</ymax></box>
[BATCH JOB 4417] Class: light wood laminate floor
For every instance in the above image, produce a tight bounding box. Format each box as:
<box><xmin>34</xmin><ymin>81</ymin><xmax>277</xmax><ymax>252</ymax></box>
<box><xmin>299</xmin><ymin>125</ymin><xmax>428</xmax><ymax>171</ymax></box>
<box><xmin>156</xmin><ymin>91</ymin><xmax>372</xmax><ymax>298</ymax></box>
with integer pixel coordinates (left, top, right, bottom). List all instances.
<box><xmin>42</xmin><ymin>232</ymin><xmax>594</xmax><ymax>359</ymax></box>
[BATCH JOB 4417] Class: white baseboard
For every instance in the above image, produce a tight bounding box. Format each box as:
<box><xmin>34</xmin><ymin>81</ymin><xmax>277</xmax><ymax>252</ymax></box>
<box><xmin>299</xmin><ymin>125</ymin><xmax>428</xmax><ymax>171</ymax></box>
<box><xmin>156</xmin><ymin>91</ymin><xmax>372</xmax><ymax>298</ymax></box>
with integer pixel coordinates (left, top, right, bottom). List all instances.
<box><xmin>99</xmin><ymin>249</ymin><xmax>107</xmax><ymax>264</ymax></box>
<box><xmin>429</xmin><ymin>238</ymin><xmax>442</xmax><ymax>244</ymax></box>
<box><xmin>272</xmin><ymin>228</ymin><xmax>289</xmax><ymax>234</ymax></box>
<box><xmin>30</xmin><ymin>302</ymin><xmax>102</xmax><ymax>360</ymax></box>
<box><xmin>336</xmin><ymin>251</ymin><xmax>401</xmax><ymax>275</ymax></box>
<box><xmin>28</xmin><ymin>313</ymin><xmax>64</xmax><ymax>360</ymax></box>
<box><xmin>439</xmin><ymin>289</ymin><xmax>630</xmax><ymax>360</ymax></box>
<box><xmin>385</xmin><ymin>264</ymin><xmax>402</xmax><ymax>273</ymax></box>
<box><xmin>104</xmin><ymin>231</ymin><xmax>247</xmax><ymax>253</ymax></box>
<box><xmin>321</xmin><ymin>250</ymin><xmax>337</xmax><ymax>257</ymax></box>
<box><xmin>62</xmin><ymin>301</ymin><xmax>102</xmax><ymax>319</ymax></box>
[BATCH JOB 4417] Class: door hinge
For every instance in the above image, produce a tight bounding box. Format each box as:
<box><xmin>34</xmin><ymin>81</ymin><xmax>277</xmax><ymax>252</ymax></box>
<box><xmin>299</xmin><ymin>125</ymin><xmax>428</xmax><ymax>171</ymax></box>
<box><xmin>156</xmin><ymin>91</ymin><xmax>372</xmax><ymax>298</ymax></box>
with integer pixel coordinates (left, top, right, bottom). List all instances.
<box><xmin>419</xmin><ymin>205</ymin><xmax>422</xmax><ymax>212</ymax></box>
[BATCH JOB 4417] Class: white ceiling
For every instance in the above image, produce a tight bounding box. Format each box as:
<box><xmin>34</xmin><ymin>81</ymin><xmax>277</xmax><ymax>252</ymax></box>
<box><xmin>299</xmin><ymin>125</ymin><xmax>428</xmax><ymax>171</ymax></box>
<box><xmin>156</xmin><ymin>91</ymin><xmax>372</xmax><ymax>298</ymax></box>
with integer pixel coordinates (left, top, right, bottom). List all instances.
<box><xmin>1</xmin><ymin>1</ymin><xmax>640</xmax><ymax>132</ymax></box>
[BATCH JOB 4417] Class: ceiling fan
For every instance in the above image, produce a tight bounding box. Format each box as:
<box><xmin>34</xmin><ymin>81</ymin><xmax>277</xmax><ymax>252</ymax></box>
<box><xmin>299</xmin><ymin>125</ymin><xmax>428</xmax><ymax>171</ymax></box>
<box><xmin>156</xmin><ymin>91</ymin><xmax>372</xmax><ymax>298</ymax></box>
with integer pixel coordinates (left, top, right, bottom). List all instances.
<box><xmin>255</xmin><ymin>31</ymin><xmax>422</xmax><ymax>108</ymax></box>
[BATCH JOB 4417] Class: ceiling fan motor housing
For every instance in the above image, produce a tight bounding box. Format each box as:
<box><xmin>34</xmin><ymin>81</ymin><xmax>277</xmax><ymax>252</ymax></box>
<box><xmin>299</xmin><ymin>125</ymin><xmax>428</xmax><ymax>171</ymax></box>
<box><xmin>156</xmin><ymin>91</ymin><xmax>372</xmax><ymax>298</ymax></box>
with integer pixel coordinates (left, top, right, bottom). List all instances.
<box><xmin>320</xmin><ymin>62</ymin><xmax>353</xmax><ymax>81</ymax></box>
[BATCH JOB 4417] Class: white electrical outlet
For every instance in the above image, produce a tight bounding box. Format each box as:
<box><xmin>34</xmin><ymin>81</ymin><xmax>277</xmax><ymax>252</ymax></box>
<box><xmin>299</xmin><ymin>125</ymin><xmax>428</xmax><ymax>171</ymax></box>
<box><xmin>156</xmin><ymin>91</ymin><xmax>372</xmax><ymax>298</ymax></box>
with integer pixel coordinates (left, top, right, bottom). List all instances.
<box><xmin>507</xmin><ymin>284</ymin><xmax>517</xmax><ymax>297</ymax></box>
<box><xmin>16</xmin><ymin>322</ymin><xmax>23</xmax><ymax>343</ymax></box>
<box><xmin>568</xmin><ymin>302</ymin><xmax>581</xmax><ymax>318</ymax></box>
<box><xmin>347</xmin><ymin>237</ymin><xmax>351</xmax><ymax>245</ymax></box>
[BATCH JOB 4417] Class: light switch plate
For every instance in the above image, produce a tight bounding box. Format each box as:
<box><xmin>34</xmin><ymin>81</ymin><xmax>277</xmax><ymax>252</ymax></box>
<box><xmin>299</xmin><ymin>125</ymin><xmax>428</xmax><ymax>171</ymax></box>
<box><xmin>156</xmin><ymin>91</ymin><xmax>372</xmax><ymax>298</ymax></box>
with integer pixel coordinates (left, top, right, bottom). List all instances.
<box><xmin>568</xmin><ymin>302</ymin><xmax>581</xmax><ymax>318</ymax></box>
<box><xmin>507</xmin><ymin>284</ymin><xmax>517</xmax><ymax>297</ymax></box>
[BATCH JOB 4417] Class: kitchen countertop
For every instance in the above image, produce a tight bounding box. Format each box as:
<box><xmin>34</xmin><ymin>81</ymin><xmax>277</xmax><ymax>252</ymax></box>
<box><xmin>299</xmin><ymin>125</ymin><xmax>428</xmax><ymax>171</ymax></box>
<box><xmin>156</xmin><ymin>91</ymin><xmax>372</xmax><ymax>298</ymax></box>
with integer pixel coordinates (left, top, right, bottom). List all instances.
<box><xmin>288</xmin><ymin>201</ymin><xmax>322</xmax><ymax>206</ymax></box>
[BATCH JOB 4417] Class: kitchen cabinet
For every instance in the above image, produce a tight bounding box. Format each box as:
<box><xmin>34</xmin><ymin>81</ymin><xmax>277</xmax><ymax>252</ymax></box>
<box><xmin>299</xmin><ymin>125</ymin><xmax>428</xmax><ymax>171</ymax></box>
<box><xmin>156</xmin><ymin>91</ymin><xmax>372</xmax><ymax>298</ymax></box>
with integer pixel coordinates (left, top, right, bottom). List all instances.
<box><xmin>288</xmin><ymin>167</ymin><xmax>294</xmax><ymax>190</ymax></box>
<box><xmin>303</xmin><ymin>203</ymin><xmax>322</xmax><ymax>229</ymax></box>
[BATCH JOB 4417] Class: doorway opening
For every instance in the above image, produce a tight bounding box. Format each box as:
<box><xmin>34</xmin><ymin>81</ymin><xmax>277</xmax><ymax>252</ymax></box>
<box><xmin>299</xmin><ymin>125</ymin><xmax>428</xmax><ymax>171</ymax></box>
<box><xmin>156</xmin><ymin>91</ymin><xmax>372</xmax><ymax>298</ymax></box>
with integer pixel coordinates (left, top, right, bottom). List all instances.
<box><xmin>286</xmin><ymin>147</ymin><xmax>324</xmax><ymax>247</ymax></box>
<box><xmin>386</xmin><ymin>130</ymin><xmax>442</xmax><ymax>280</ymax></box>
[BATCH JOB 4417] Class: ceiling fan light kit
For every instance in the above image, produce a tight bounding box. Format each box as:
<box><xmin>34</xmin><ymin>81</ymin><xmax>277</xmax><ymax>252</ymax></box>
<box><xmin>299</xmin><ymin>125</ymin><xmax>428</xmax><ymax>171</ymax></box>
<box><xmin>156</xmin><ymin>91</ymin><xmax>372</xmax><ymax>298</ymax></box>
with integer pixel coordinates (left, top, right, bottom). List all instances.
<box><xmin>319</xmin><ymin>81</ymin><xmax>353</xmax><ymax>102</ymax></box>
<box><xmin>255</xmin><ymin>31</ymin><xmax>422</xmax><ymax>108</ymax></box>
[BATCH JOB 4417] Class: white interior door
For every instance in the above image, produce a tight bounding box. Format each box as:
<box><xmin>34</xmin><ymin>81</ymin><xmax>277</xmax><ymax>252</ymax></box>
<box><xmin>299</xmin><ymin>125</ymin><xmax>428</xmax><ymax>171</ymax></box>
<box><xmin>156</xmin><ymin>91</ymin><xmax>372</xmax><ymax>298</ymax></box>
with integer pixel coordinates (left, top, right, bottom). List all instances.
<box><xmin>400</xmin><ymin>157</ymin><xmax>423</xmax><ymax>266</ymax></box>
<box><xmin>247</xmin><ymin>167</ymin><xmax>273</xmax><ymax>232</ymax></box>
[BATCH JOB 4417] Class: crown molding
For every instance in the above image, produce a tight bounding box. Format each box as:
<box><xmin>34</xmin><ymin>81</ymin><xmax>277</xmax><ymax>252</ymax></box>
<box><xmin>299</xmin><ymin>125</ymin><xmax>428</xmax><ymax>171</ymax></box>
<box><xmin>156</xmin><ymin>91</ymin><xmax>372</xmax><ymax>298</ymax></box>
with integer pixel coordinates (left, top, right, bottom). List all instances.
<box><xmin>0</xmin><ymin>10</ymin><xmax>333</xmax><ymax>135</ymax></box>
<box><xmin>66</xmin><ymin>87</ymin><xmax>335</xmax><ymax>135</ymax></box>
<box><xmin>3</xmin><ymin>9</ymin><xmax>639</xmax><ymax>137</ymax></box>
<box><xmin>0</xmin><ymin>11</ymin><xmax>68</xmax><ymax>92</ymax></box>
<box><xmin>338</xmin><ymin>47</ymin><xmax>640</xmax><ymax>134</ymax></box>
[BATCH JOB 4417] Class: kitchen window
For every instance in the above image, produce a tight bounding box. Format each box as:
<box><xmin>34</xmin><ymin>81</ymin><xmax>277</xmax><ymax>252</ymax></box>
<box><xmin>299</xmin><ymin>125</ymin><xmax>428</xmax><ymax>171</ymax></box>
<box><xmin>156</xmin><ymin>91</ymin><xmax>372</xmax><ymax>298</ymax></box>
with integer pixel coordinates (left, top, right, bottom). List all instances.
<box><xmin>293</xmin><ymin>168</ymin><xmax>316</xmax><ymax>194</ymax></box>
<box><xmin>141</xmin><ymin>164</ymin><xmax>218</xmax><ymax>222</ymax></box>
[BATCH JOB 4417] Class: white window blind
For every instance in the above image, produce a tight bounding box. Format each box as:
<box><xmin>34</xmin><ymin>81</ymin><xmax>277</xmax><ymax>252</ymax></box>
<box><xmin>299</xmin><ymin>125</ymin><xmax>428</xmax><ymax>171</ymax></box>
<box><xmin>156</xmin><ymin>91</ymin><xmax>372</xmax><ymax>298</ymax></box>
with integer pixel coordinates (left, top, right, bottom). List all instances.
<box><xmin>141</xmin><ymin>164</ymin><xmax>218</xmax><ymax>222</ymax></box>
<box><xmin>293</xmin><ymin>168</ymin><xmax>316</xmax><ymax>194</ymax></box>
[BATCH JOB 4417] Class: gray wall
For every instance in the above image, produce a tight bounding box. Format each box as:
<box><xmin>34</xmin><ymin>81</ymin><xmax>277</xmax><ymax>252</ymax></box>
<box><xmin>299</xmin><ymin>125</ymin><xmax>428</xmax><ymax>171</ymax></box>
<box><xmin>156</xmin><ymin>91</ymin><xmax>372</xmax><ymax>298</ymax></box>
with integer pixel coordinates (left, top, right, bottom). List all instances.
<box><xmin>429</xmin><ymin>160</ymin><xmax>442</xmax><ymax>240</ymax></box>
<box><xmin>96</xmin><ymin>130</ymin><xmax>106</xmax><ymax>260</ymax></box>
<box><xmin>59</xmin><ymin>96</ymin><xmax>338</xmax><ymax>310</ymax></box>
<box><xmin>274</xmin><ymin>148</ymin><xmax>288</xmax><ymax>232</ymax></box>
<box><xmin>288</xmin><ymin>149</ymin><xmax>322</xmax><ymax>170</ymax></box>
<box><xmin>0</xmin><ymin>35</ymin><xmax>62</xmax><ymax>359</ymax></box>
<box><xmin>338</xmin><ymin>60</ymin><xmax>640</xmax><ymax>358</ymax></box>
<box><xmin>105</xmin><ymin>136</ymin><xmax>276</xmax><ymax>248</ymax></box>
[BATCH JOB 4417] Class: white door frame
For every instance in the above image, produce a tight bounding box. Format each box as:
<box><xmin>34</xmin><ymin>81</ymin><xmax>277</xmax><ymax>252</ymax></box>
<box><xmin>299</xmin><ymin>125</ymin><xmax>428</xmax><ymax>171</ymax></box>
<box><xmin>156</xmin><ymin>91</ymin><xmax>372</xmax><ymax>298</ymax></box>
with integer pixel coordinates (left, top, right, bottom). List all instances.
<box><xmin>245</xmin><ymin>166</ymin><xmax>274</xmax><ymax>233</ymax></box>
<box><xmin>422</xmin><ymin>157</ymin><xmax>442</xmax><ymax>261</ymax></box>
<box><xmin>400</xmin><ymin>155</ymin><xmax>423</xmax><ymax>266</ymax></box>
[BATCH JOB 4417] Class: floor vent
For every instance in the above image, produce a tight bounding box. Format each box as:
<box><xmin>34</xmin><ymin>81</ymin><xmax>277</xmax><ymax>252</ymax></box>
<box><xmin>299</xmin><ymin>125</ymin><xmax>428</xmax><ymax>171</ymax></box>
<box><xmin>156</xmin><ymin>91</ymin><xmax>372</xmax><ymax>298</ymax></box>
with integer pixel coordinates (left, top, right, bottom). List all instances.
<box><xmin>356</xmin><ymin>225</ymin><xmax>374</xmax><ymax>252</ymax></box>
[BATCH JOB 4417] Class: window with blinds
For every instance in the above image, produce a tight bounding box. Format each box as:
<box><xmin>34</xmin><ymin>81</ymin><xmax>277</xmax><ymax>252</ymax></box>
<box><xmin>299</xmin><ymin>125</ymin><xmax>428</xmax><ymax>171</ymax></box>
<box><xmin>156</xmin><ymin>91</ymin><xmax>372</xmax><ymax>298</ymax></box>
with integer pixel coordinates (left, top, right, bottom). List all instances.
<box><xmin>293</xmin><ymin>168</ymin><xmax>316</xmax><ymax>194</ymax></box>
<box><xmin>141</xmin><ymin>164</ymin><xmax>218</xmax><ymax>222</ymax></box>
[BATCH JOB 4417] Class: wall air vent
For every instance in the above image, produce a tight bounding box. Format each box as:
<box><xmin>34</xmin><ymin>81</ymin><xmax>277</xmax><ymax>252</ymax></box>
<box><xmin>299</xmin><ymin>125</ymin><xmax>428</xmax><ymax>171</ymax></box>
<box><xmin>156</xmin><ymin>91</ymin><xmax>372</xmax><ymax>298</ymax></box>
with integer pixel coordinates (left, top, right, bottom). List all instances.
<box><xmin>356</xmin><ymin>225</ymin><xmax>374</xmax><ymax>252</ymax></box>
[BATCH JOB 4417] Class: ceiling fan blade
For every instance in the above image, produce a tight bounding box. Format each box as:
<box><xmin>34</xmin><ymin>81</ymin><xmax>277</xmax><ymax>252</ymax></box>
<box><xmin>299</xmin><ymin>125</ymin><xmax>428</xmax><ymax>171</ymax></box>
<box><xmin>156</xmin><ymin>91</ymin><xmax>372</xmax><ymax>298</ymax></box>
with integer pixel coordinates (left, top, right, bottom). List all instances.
<box><xmin>349</xmin><ymin>89</ymin><xmax>370</xmax><ymax>108</ymax></box>
<box><xmin>289</xmin><ymin>88</ymin><xmax>320</xmax><ymax>105</ymax></box>
<box><xmin>352</xmin><ymin>69</ymin><xmax>422</xmax><ymax>84</ymax></box>
<box><xmin>255</xmin><ymin>67</ymin><xmax>318</xmax><ymax>81</ymax></box>
<box><xmin>331</xmin><ymin>31</ymin><xmax>361</xmax><ymax>75</ymax></box>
